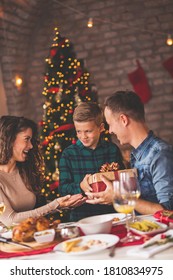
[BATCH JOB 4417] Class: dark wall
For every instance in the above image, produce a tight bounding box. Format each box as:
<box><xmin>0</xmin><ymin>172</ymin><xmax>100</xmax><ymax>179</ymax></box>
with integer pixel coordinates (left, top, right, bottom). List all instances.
<box><xmin>1</xmin><ymin>0</ymin><xmax>173</xmax><ymax>145</ymax></box>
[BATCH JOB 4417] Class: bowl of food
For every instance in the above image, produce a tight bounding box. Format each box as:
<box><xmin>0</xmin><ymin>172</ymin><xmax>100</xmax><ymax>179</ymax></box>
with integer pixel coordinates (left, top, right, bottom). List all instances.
<box><xmin>77</xmin><ymin>215</ymin><xmax>113</xmax><ymax>235</ymax></box>
<box><xmin>34</xmin><ymin>228</ymin><xmax>56</xmax><ymax>243</ymax></box>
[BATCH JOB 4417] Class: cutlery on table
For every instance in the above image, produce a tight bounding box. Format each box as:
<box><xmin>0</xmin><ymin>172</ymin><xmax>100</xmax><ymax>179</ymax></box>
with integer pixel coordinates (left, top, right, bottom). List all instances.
<box><xmin>109</xmin><ymin>244</ymin><xmax>116</xmax><ymax>257</ymax></box>
<box><xmin>143</xmin><ymin>234</ymin><xmax>173</xmax><ymax>248</ymax></box>
<box><xmin>0</xmin><ymin>236</ymin><xmax>33</xmax><ymax>249</ymax></box>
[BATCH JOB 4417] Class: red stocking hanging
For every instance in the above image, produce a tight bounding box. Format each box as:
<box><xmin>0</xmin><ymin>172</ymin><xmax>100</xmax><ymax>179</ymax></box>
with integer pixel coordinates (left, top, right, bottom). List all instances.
<box><xmin>162</xmin><ymin>56</ymin><xmax>173</xmax><ymax>78</ymax></box>
<box><xmin>128</xmin><ymin>60</ymin><xmax>152</xmax><ymax>104</ymax></box>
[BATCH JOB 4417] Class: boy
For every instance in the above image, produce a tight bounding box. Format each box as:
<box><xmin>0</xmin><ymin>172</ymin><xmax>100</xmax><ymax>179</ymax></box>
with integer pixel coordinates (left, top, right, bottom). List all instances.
<box><xmin>58</xmin><ymin>102</ymin><xmax>125</xmax><ymax>221</ymax></box>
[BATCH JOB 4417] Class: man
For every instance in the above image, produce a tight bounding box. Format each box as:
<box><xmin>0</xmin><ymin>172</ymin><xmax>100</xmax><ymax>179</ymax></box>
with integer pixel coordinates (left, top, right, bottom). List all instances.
<box><xmin>58</xmin><ymin>102</ymin><xmax>124</xmax><ymax>221</ymax></box>
<box><xmin>86</xmin><ymin>90</ymin><xmax>173</xmax><ymax>214</ymax></box>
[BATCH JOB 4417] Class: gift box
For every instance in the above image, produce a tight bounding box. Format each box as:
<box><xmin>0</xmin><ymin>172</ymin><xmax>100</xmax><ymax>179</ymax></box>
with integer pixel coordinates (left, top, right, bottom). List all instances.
<box><xmin>88</xmin><ymin>168</ymin><xmax>137</xmax><ymax>192</ymax></box>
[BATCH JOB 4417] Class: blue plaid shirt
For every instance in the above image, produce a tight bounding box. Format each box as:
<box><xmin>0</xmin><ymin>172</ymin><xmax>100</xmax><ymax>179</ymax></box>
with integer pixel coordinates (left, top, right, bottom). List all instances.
<box><xmin>131</xmin><ymin>131</ymin><xmax>173</xmax><ymax>209</ymax></box>
<box><xmin>59</xmin><ymin>139</ymin><xmax>125</xmax><ymax>221</ymax></box>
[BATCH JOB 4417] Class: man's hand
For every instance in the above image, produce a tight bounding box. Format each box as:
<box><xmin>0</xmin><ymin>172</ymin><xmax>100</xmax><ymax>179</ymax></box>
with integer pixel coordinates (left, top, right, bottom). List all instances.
<box><xmin>57</xmin><ymin>194</ymin><xmax>86</xmax><ymax>209</ymax></box>
<box><xmin>85</xmin><ymin>175</ymin><xmax>113</xmax><ymax>205</ymax></box>
<box><xmin>80</xmin><ymin>174</ymin><xmax>93</xmax><ymax>192</ymax></box>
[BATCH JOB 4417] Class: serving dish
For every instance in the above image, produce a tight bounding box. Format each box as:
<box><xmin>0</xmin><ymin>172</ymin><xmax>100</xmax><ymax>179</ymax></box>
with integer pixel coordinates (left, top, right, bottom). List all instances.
<box><xmin>34</xmin><ymin>229</ymin><xmax>56</xmax><ymax>243</ymax></box>
<box><xmin>129</xmin><ymin>220</ymin><xmax>168</xmax><ymax>235</ymax></box>
<box><xmin>77</xmin><ymin>215</ymin><xmax>113</xmax><ymax>235</ymax></box>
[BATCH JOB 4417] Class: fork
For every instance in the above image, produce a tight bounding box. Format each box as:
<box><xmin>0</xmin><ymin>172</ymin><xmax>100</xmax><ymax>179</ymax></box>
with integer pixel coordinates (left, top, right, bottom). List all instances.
<box><xmin>109</xmin><ymin>244</ymin><xmax>116</xmax><ymax>257</ymax></box>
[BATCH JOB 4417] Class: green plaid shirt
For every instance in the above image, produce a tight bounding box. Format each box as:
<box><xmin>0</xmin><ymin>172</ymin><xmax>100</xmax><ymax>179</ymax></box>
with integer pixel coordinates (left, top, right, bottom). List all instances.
<box><xmin>59</xmin><ymin>139</ymin><xmax>124</xmax><ymax>221</ymax></box>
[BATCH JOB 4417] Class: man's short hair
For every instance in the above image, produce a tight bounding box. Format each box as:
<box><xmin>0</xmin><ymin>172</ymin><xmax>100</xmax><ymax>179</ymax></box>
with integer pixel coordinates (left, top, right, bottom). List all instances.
<box><xmin>104</xmin><ymin>90</ymin><xmax>145</xmax><ymax>122</ymax></box>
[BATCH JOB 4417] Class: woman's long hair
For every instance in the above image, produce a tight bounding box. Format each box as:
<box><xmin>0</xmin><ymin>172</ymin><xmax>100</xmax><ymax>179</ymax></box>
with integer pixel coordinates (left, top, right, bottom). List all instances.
<box><xmin>0</xmin><ymin>116</ymin><xmax>44</xmax><ymax>194</ymax></box>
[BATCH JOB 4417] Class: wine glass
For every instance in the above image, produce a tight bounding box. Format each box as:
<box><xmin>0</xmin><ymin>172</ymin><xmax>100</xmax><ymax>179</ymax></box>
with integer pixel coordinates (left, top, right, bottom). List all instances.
<box><xmin>113</xmin><ymin>170</ymin><xmax>141</xmax><ymax>243</ymax></box>
<box><xmin>131</xmin><ymin>173</ymin><xmax>141</xmax><ymax>222</ymax></box>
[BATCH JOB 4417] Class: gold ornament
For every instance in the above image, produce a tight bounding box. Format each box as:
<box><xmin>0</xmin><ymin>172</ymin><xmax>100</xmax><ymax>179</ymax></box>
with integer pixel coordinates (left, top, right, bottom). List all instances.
<box><xmin>52</xmin><ymin>160</ymin><xmax>59</xmax><ymax>181</ymax></box>
<box><xmin>52</xmin><ymin>168</ymin><xmax>59</xmax><ymax>181</ymax></box>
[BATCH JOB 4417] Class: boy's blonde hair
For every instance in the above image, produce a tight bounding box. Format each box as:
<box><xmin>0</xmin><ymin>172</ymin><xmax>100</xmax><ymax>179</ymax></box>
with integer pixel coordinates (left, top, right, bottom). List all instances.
<box><xmin>73</xmin><ymin>102</ymin><xmax>103</xmax><ymax>127</ymax></box>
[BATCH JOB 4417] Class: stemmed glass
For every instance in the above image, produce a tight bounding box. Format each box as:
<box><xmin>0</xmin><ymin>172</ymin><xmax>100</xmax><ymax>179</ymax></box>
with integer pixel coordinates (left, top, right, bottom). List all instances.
<box><xmin>113</xmin><ymin>170</ymin><xmax>141</xmax><ymax>243</ymax></box>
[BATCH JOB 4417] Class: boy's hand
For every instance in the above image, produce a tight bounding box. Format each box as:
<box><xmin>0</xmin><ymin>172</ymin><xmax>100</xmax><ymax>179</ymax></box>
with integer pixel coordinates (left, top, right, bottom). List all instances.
<box><xmin>80</xmin><ymin>174</ymin><xmax>93</xmax><ymax>192</ymax></box>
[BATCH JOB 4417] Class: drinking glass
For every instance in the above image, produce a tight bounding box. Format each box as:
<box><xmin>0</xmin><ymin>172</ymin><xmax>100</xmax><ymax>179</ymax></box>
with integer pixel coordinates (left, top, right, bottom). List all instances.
<box><xmin>113</xmin><ymin>170</ymin><xmax>141</xmax><ymax>242</ymax></box>
<box><xmin>130</xmin><ymin>173</ymin><xmax>141</xmax><ymax>222</ymax></box>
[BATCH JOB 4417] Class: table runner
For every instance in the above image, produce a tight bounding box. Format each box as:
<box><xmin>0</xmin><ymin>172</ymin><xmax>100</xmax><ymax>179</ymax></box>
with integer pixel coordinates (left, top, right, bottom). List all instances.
<box><xmin>0</xmin><ymin>243</ymin><xmax>56</xmax><ymax>259</ymax></box>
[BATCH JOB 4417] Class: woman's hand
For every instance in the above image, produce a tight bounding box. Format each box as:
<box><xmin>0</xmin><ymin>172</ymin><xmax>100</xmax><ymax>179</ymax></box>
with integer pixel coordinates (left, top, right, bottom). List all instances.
<box><xmin>57</xmin><ymin>193</ymin><xmax>86</xmax><ymax>209</ymax></box>
<box><xmin>85</xmin><ymin>175</ymin><xmax>113</xmax><ymax>205</ymax></box>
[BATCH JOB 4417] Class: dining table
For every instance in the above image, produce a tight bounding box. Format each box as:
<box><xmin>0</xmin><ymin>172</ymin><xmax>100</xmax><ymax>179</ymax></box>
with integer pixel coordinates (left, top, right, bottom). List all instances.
<box><xmin>1</xmin><ymin>214</ymin><xmax>173</xmax><ymax>261</ymax></box>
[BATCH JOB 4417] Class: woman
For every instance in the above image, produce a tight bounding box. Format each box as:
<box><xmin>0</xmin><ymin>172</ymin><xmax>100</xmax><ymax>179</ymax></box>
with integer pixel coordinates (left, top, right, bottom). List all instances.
<box><xmin>0</xmin><ymin>116</ymin><xmax>85</xmax><ymax>227</ymax></box>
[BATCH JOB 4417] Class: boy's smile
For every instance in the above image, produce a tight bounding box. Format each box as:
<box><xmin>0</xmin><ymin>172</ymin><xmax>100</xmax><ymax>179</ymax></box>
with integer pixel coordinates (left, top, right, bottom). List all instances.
<box><xmin>74</xmin><ymin>120</ymin><xmax>104</xmax><ymax>150</ymax></box>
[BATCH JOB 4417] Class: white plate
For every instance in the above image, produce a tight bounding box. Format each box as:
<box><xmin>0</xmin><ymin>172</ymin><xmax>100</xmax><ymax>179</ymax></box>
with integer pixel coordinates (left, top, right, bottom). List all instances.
<box><xmin>129</xmin><ymin>221</ymin><xmax>168</xmax><ymax>235</ymax></box>
<box><xmin>53</xmin><ymin>234</ymin><xmax>119</xmax><ymax>255</ymax></box>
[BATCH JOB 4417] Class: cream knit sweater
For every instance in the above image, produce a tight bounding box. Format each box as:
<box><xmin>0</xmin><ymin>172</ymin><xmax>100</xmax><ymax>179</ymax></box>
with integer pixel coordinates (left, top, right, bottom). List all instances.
<box><xmin>0</xmin><ymin>169</ymin><xmax>59</xmax><ymax>226</ymax></box>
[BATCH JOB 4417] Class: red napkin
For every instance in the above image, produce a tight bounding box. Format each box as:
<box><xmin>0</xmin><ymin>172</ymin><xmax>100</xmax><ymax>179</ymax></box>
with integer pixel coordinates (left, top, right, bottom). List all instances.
<box><xmin>154</xmin><ymin>210</ymin><xmax>173</xmax><ymax>224</ymax></box>
<box><xmin>0</xmin><ymin>244</ymin><xmax>56</xmax><ymax>259</ymax></box>
<box><xmin>111</xmin><ymin>225</ymin><xmax>147</xmax><ymax>247</ymax></box>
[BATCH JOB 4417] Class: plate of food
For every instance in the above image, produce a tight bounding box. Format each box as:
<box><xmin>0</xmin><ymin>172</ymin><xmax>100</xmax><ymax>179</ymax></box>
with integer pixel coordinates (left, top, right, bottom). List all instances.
<box><xmin>93</xmin><ymin>213</ymin><xmax>126</xmax><ymax>226</ymax></box>
<box><xmin>129</xmin><ymin>219</ymin><xmax>168</xmax><ymax>235</ymax></box>
<box><xmin>53</xmin><ymin>234</ymin><xmax>119</xmax><ymax>255</ymax></box>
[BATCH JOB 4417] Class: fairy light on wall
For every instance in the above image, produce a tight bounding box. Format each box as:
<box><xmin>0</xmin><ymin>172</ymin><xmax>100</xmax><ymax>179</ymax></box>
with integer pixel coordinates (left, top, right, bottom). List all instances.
<box><xmin>12</xmin><ymin>75</ymin><xmax>23</xmax><ymax>90</ymax></box>
<box><xmin>87</xmin><ymin>18</ymin><xmax>93</xmax><ymax>28</ymax></box>
<box><xmin>166</xmin><ymin>34</ymin><xmax>173</xmax><ymax>46</ymax></box>
<box><xmin>15</xmin><ymin>76</ymin><xmax>23</xmax><ymax>87</ymax></box>
<box><xmin>53</xmin><ymin>0</ymin><xmax>173</xmax><ymax>47</ymax></box>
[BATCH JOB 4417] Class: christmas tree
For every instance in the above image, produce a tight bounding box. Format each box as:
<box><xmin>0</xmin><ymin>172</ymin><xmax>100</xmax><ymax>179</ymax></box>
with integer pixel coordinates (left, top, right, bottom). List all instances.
<box><xmin>39</xmin><ymin>27</ymin><xmax>110</xmax><ymax>218</ymax></box>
